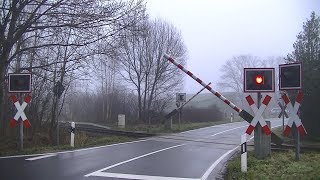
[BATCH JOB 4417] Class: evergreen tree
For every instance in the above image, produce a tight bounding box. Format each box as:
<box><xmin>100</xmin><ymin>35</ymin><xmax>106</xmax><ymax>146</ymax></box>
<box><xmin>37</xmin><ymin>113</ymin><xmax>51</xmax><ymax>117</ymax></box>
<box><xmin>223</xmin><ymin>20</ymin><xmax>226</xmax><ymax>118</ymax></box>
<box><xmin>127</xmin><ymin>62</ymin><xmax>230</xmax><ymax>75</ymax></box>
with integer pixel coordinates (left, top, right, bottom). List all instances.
<box><xmin>286</xmin><ymin>11</ymin><xmax>320</xmax><ymax>137</ymax></box>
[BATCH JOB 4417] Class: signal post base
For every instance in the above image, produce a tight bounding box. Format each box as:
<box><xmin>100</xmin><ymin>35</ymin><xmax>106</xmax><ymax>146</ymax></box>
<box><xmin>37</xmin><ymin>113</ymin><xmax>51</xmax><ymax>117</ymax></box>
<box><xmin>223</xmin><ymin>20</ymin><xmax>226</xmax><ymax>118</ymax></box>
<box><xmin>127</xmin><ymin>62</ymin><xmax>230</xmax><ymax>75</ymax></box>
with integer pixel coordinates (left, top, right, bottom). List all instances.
<box><xmin>292</xmin><ymin>124</ymin><xmax>300</xmax><ymax>161</ymax></box>
<box><xmin>254</xmin><ymin>121</ymin><xmax>271</xmax><ymax>159</ymax></box>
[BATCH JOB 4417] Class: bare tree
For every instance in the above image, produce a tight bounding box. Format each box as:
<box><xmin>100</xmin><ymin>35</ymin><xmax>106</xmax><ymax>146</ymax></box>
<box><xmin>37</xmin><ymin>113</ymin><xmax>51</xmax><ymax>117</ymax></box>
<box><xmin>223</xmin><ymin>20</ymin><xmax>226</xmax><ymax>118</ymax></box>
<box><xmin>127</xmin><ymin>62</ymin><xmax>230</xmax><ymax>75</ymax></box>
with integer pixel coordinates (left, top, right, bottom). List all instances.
<box><xmin>117</xmin><ymin>18</ymin><xmax>187</xmax><ymax>123</ymax></box>
<box><xmin>218</xmin><ymin>55</ymin><xmax>262</xmax><ymax>93</ymax></box>
<box><xmin>217</xmin><ymin>55</ymin><xmax>284</xmax><ymax>110</ymax></box>
<box><xmin>0</xmin><ymin>0</ymin><xmax>146</xmax><ymax>138</ymax></box>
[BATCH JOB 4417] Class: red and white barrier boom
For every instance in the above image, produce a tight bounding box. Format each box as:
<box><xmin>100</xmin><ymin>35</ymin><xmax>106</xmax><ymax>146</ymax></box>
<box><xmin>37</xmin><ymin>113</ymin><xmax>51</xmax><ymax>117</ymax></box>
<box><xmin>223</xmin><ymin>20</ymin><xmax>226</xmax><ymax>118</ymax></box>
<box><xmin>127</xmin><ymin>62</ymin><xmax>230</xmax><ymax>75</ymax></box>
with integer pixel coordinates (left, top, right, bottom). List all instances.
<box><xmin>282</xmin><ymin>91</ymin><xmax>306</xmax><ymax>136</ymax></box>
<box><xmin>163</xmin><ymin>54</ymin><xmax>254</xmax><ymax>123</ymax></box>
<box><xmin>245</xmin><ymin>95</ymin><xmax>272</xmax><ymax>135</ymax></box>
<box><xmin>10</xmin><ymin>95</ymin><xmax>31</xmax><ymax>128</ymax></box>
<box><xmin>164</xmin><ymin>54</ymin><xmax>240</xmax><ymax>112</ymax></box>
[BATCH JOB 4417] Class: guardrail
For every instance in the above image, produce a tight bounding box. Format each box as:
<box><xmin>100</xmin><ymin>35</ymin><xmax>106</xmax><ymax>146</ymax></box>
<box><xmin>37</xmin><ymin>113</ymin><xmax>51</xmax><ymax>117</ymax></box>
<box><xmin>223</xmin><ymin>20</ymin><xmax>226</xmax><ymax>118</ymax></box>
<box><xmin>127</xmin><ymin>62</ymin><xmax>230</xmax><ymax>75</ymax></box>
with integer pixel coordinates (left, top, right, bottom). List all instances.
<box><xmin>59</xmin><ymin>121</ymin><xmax>156</xmax><ymax>138</ymax></box>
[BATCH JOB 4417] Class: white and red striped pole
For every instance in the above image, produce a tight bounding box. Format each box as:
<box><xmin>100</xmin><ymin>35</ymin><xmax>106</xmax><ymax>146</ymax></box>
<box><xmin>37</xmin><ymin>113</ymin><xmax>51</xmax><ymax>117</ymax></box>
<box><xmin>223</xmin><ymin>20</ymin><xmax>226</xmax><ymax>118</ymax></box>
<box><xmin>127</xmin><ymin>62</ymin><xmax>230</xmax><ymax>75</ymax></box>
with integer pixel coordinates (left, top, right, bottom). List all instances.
<box><xmin>164</xmin><ymin>54</ymin><xmax>241</xmax><ymax>113</ymax></box>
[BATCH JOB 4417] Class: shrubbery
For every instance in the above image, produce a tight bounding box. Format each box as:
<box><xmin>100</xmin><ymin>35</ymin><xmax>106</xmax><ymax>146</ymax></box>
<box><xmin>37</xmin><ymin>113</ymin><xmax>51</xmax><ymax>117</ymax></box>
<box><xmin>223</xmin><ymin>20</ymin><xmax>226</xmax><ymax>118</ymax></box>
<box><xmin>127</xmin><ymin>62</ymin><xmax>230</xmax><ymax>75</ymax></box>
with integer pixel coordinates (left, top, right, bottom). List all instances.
<box><xmin>180</xmin><ymin>104</ymin><xmax>223</xmax><ymax>123</ymax></box>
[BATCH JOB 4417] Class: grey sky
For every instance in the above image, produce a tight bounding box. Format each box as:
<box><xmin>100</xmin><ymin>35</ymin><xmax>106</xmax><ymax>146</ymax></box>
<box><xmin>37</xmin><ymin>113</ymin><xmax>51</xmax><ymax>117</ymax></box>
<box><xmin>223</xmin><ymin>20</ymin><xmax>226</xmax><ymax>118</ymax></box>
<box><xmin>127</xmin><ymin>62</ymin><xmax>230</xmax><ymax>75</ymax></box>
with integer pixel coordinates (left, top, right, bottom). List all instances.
<box><xmin>146</xmin><ymin>0</ymin><xmax>320</xmax><ymax>93</ymax></box>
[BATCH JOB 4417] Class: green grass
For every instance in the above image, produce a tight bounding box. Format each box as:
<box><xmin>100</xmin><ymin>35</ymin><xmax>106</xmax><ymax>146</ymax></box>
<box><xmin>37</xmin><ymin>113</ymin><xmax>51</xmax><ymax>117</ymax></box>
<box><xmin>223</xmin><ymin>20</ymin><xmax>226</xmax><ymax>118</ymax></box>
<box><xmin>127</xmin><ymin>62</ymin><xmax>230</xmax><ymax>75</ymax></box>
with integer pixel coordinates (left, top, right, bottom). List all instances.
<box><xmin>272</xmin><ymin>126</ymin><xmax>320</xmax><ymax>148</ymax></box>
<box><xmin>226</xmin><ymin>151</ymin><xmax>320</xmax><ymax>179</ymax></box>
<box><xmin>0</xmin><ymin>133</ymin><xmax>135</xmax><ymax>157</ymax></box>
<box><xmin>225</xmin><ymin>127</ymin><xmax>320</xmax><ymax>179</ymax></box>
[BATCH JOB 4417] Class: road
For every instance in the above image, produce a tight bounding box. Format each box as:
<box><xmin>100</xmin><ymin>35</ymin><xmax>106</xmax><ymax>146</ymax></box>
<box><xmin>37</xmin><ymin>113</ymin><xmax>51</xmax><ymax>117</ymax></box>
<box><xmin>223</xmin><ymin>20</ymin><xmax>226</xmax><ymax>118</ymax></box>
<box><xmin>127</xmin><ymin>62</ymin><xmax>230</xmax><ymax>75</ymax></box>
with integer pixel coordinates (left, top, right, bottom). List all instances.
<box><xmin>0</xmin><ymin>118</ymin><xmax>283</xmax><ymax>180</ymax></box>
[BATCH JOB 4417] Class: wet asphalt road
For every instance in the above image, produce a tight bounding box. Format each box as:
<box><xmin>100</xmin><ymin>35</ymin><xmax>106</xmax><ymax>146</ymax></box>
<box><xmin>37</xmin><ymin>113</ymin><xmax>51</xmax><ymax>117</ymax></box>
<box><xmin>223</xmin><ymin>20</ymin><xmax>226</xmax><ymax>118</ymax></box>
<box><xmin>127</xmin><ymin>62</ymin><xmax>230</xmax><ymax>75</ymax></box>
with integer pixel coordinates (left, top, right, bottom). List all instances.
<box><xmin>0</xmin><ymin>119</ymin><xmax>283</xmax><ymax>180</ymax></box>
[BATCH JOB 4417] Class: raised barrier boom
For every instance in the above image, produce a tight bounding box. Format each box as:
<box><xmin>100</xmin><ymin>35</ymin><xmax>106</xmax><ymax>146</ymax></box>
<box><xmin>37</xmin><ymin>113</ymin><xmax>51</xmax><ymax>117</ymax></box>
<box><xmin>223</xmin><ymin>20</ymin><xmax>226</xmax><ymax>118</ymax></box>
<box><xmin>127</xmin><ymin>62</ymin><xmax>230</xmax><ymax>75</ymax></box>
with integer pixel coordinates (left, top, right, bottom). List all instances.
<box><xmin>163</xmin><ymin>54</ymin><xmax>253</xmax><ymax>123</ymax></box>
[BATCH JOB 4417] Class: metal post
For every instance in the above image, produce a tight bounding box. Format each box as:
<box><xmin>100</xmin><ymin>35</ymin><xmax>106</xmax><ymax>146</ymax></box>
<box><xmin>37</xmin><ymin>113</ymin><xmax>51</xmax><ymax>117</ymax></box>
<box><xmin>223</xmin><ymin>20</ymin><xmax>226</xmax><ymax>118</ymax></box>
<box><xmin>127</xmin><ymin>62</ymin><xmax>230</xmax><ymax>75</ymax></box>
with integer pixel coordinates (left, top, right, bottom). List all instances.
<box><xmin>18</xmin><ymin>94</ymin><xmax>23</xmax><ymax>150</ymax></box>
<box><xmin>230</xmin><ymin>112</ymin><xmax>233</xmax><ymax>122</ymax></box>
<box><xmin>178</xmin><ymin>108</ymin><xmax>181</xmax><ymax>127</ymax></box>
<box><xmin>57</xmin><ymin>119</ymin><xmax>59</xmax><ymax>146</ymax></box>
<box><xmin>282</xmin><ymin>100</ymin><xmax>285</xmax><ymax>132</ymax></box>
<box><xmin>176</xmin><ymin>101</ymin><xmax>181</xmax><ymax>128</ymax></box>
<box><xmin>180</xmin><ymin>108</ymin><xmax>183</xmax><ymax>123</ymax></box>
<box><xmin>293</xmin><ymin>124</ymin><xmax>300</xmax><ymax>161</ymax></box>
<box><xmin>254</xmin><ymin>92</ymin><xmax>271</xmax><ymax>159</ymax></box>
<box><xmin>19</xmin><ymin>119</ymin><xmax>23</xmax><ymax>150</ymax></box>
<box><xmin>257</xmin><ymin>92</ymin><xmax>261</xmax><ymax>109</ymax></box>
<box><xmin>254</xmin><ymin>92</ymin><xmax>261</xmax><ymax>158</ymax></box>
<box><xmin>282</xmin><ymin>99</ymin><xmax>285</xmax><ymax>152</ymax></box>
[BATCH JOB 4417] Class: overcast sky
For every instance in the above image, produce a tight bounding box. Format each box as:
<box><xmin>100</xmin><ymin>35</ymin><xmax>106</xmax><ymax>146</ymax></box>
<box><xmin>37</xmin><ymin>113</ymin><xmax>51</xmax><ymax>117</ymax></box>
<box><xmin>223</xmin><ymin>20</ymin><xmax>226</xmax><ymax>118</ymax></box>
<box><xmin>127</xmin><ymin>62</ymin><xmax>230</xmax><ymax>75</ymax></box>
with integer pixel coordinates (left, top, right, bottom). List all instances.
<box><xmin>146</xmin><ymin>0</ymin><xmax>320</xmax><ymax>94</ymax></box>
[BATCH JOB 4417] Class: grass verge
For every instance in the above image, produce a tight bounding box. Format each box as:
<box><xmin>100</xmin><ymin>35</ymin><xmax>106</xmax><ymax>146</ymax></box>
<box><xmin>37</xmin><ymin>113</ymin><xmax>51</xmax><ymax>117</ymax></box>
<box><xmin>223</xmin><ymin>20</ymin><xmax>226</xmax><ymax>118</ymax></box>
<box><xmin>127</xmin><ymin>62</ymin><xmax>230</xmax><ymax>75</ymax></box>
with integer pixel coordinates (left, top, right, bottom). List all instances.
<box><xmin>0</xmin><ymin>133</ymin><xmax>136</xmax><ymax>157</ymax></box>
<box><xmin>226</xmin><ymin>126</ymin><xmax>320</xmax><ymax>179</ymax></box>
<box><xmin>226</xmin><ymin>151</ymin><xmax>320</xmax><ymax>179</ymax></box>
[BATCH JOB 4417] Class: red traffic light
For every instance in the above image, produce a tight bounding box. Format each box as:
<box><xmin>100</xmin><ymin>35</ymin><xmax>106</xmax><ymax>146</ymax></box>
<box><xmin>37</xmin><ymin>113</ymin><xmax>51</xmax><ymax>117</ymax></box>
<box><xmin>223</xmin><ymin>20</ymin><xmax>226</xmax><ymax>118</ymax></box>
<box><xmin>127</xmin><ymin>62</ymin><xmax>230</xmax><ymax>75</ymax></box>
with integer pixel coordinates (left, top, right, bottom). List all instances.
<box><xmin>255</xmin><ymin>75</ymin><xmax>264</xmax><ymax>85</ymax></box>
<box><xmin>244</xmin><ymin>68</ymin><xmax>275</xmax><ymax>92</ymax></box>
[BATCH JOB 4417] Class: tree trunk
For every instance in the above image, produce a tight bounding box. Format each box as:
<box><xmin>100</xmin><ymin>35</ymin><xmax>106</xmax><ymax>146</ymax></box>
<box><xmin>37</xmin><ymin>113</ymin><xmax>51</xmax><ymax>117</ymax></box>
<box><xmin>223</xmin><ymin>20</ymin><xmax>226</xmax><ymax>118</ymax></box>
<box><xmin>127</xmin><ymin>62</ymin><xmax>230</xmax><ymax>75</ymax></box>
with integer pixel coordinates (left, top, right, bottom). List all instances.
<box><xmin>137</xmin><ymin>85</ymin><xmax>142</xmax><ymax>122</ymax></box>
<box><xmin>0</xmin><ymin>47</ymin><xmax>11</xmax><ymax>136</ymax></box>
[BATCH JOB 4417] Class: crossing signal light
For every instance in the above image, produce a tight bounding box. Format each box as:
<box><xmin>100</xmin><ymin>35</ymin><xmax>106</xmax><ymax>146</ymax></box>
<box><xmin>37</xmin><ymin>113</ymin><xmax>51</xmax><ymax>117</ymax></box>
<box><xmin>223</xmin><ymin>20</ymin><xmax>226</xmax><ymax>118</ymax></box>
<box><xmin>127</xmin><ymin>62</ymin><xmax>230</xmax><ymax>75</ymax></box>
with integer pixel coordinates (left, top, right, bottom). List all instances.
<box><xmin>244</xmin><ymin>68</ymin><xmax>275</xmax><ymax>92</ymax></box>
<box><xmin>8</xmin><ymin>73</ymin><xmax>32</xmax><ymax>93</ymax></box>
<box><xmin>279</xmin><ymin>63</ymin><xmax>302</xmax><ymax>90</ymax></box>
<box><xmin>255</xmin><ymin>75</ymin><xmax>263</xmax><ymax>85</ymax></box>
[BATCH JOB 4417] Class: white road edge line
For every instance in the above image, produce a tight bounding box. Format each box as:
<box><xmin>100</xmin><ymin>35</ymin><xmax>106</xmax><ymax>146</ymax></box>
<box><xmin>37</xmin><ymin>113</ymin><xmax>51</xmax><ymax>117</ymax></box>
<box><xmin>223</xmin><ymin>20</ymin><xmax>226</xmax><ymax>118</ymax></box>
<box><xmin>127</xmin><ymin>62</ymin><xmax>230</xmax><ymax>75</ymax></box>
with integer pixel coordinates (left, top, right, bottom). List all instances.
<box><xmin>210</xmin><ymin>125</ymin><xmax>247</xmax><ymax>136</ymax></box>
<box><xmin>0</xmin><ymin>153</ymin><xmax>54</xmax><ymax>159</ymax></box>
<box><xmin>55</xmin><ymin>139</ymin><xmax>149</xmax><ymax>155</ymax></box>
<box><xmin>201</xmin><ymin>146</ymin><xmax>238</xmax><ymax>180</ymax></box>
<box><xmin>25</xmin><ymin>153</ymin><xmax>57</xmax><ymax>161</ymax></box>
<box><xmin>85</xmin><ymin>124</ymin><xmax>252</xmax><ymax>179</ymax></box>
<box><xmin>89</xmin><ymin>172</ymin><xmax>200</xmax><ymax>180</ymax></box>
<box><xmin>85</xmin><ymin>144</ymin><xmax>185</xmax><ymax>177</ymax></box>
<box><xmin>201</xmin><ymin>124</ymin><xmax>282</xmax><ymax>180</ymax></box>
<box><xmin>0</xmin><ymin>139</ymin><xmax>149</xmax><ymax>159</ymax></box>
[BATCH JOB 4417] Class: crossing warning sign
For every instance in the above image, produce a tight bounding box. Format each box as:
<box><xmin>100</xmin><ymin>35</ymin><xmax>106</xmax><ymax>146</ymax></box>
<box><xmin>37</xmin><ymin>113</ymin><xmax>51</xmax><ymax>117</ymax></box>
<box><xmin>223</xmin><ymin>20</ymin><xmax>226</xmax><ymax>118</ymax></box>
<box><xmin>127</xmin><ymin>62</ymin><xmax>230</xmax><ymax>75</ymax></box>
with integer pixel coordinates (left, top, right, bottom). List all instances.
<box><xmin>282</xmin><ymin>91</ymin><xmax>306</xmax><ymax>136</ymax></box>
<box><xmin>279</xmin><ymin>63</ymin><xmax>302</xmax><ymax>90</ymax></box>
<box><xmin>245</xmin><ymin>95</ymin><xmax>272</xmax><ymax>135</ymax></box>
<box><xmin>8</xmin><ymin>73</ymin><xmax>32</xmax><ymax>93</ymax></box>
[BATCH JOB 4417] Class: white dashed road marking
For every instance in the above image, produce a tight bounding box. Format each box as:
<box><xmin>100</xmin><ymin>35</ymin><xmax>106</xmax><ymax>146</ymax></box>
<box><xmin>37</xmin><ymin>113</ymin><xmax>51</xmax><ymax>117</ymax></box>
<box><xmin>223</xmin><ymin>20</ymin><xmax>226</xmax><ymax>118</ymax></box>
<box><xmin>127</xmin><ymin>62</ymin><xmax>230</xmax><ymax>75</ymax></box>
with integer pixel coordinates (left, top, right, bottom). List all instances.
<box><xmin>25</xmin><ymin>153</ymin><xmax>57</xmax><ymax>161</ymax></box>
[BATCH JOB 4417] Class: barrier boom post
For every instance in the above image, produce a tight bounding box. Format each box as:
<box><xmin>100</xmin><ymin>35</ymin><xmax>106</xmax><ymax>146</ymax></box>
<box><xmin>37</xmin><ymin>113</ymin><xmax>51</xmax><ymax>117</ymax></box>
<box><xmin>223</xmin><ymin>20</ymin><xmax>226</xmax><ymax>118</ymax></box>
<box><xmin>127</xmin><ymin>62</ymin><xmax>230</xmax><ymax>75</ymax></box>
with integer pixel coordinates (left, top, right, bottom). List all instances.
<box><xmin>163</xmin><ymin>54</ymin><xmax>254</xmax><ymax>123</ymax></box>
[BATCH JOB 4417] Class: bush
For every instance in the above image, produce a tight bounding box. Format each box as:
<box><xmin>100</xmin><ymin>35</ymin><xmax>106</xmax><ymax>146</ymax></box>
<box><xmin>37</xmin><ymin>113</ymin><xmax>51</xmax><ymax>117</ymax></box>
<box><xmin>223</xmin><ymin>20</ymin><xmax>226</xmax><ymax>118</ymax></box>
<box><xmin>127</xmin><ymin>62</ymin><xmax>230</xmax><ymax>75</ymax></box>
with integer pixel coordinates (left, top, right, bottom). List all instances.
<box><xmin>180</xmin><ymin>104</ymin><xmax>223</xmax><ymax>122</ymax></box>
